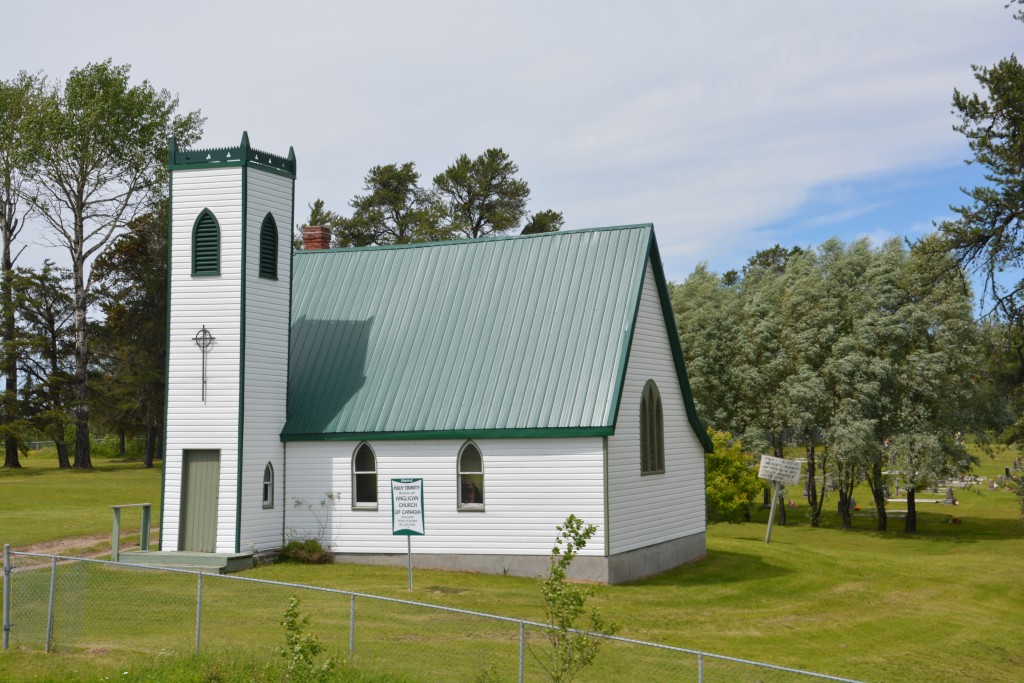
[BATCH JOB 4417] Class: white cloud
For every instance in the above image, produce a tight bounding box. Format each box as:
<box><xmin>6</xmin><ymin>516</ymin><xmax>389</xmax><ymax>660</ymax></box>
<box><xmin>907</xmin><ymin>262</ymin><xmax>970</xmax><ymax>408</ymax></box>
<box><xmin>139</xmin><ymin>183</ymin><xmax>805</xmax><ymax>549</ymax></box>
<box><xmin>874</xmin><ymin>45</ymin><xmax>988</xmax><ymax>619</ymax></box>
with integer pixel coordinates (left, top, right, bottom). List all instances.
<box><xmin>3</xmin><ymin>1</ymin><xmax>1019</xmax><ymax>281</ymax></box>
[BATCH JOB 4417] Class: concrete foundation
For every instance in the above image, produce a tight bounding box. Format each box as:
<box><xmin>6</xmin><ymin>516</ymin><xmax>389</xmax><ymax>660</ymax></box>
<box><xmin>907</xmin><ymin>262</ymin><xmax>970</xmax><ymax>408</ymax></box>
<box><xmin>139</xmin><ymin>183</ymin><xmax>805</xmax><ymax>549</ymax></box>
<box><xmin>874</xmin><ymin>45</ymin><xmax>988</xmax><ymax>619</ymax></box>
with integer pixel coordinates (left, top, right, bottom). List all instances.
<box><xmin>330</xmin><ymin>532</ymin><xmax>706</xmax><ymax>584</ymax></box>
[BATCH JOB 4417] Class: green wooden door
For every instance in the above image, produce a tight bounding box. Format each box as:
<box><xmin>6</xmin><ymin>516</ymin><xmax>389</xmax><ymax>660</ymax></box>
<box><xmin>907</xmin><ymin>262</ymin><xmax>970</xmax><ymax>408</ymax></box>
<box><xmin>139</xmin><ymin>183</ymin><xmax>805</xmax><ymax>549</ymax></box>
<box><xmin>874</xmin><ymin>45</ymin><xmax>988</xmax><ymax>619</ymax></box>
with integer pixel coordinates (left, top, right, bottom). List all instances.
<box><xmin>179</xmin><ymin>450</ymin><xmax>220</xmax><ymax>552</ymax></box>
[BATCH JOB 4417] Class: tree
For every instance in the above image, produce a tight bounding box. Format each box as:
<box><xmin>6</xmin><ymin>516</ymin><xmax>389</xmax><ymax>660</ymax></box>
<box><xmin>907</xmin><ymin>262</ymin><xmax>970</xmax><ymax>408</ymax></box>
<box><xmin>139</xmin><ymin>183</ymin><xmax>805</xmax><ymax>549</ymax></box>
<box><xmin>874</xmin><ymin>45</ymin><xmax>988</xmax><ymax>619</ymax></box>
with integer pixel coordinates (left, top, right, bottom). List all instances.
<box><xmin>534</xmin><ymin>515</ymin><xmax>617</xmax><ymax>683</ymax></box>
<box><xmin>334</xmin><ymin>162</ymin><xmax>447</xmax><ymax>246</ymax></box>
<box><xmin>705</xmin><ymin>430</ymin><xmax>763</xmax><ymax>523</ymax></box>
<box><xmin>0</xmin><ymin>72</ymin><xmax>44</xmax><ymax>468</ymax></box>
<box><xmin>670</xmin><ymin>265</ymin><xmax>744</xmax><ymax>432</ymax></box>
<box><xmin>90</xmin><ymin>205</ymin><xmax>168</xmax><ymax>467</ymax></box>
<box><xmin>522</xmin><ymin>209</ymin><xmax>564</xmax><ymax>235</ymax></box>
<box><xmin>676</xmin><ymin>238</ymin><xmax>984</xmax><ymax>531</ymax></box>
<box><xmin>296</xmin><ymin>198</ymin><xmax>342</xmax><ymax>249</ymax></box>
<box><xmin>17</xmin><ymin>262</ymin><xmax>75</xmax><ymax>468</ymax></box>
<box><xmin>433</xmin><ymin>148</ymin><xmax>530</xmax><ymax>238</ymax></box>
<box><xmin>937</xmin><ymin>4</ymin><xmax>1024</xmax><ymax>444</ymax></box>
<box><xmin>27</xmin><ymin>60</ymin><xmax>203</xmax><ymax>469</ymax></box>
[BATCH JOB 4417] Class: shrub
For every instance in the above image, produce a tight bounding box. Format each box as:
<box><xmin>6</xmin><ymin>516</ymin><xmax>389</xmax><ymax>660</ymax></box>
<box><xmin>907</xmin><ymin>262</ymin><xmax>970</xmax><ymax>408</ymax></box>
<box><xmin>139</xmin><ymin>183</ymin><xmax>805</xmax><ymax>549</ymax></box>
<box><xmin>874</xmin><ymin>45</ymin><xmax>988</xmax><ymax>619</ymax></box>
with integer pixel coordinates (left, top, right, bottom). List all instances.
<box><xmin>706</xmin><ymin>429</ymin><xmax>764</xmax><ymax>523</ymax></box>
<box><xmin>277</xmin><ymin>596</ymin><xmax>339</xmax><ymax>683</ymax></box>
<box><xmin>278</xmin><ymin>539</ymin><xmax>333</xmax><ymax>564</ymax></box>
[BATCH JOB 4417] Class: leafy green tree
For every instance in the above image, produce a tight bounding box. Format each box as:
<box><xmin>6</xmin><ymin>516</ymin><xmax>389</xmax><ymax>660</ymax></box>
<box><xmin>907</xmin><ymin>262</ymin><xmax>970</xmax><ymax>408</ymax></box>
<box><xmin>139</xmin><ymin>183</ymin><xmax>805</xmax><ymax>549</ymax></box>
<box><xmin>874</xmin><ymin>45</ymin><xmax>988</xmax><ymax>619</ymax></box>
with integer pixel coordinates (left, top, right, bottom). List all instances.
<box><xmin>17</xmin><ymin>262</ymin><xmax>75</xmax><ymax>468</ymax></box>
<box><xmin>334</xmin><ymin>162</ymin><xmax>448</xmax><ymax>246</ymax></box>
<box><xmin>90</xmin><ymin>205</ymin><xmax>168</xmax><ymax>467</ymax></box>
<box><xmin>521</xmin><ymin>209</ymin><xmax>564</xmax><ymax>235</ymax></box>
<box><xmin>705</xmin><ymin>430</ymin><xmax>763</xmax><ymax>523</ymax></box>
<box><xmin>27</xmin><ymin>60</ymin><xmax>203</xmax><ymax>469</ymax></box>
<box><xmin>433</xmin><ymin>148</ymin><xmax>530</xmax><ymax>238</ymax></box>
<box><xmin>670</xmin><ymin>265</ymin><xmax>744</xmax><ymax>431</ymax></box>
<box><xmin>534</xmin><ymin>515</ymin><xmax>618</xmax><ymax>683</ymax></box>
<box><xmin>937</xmin><ymin>4</ymin><xmax>1024</xmax><ymax>463</ymax></box>
<box><xmin>0</xmin><ymin>72</ymin><xmax>44</xmax><ymax>468</ymax></box>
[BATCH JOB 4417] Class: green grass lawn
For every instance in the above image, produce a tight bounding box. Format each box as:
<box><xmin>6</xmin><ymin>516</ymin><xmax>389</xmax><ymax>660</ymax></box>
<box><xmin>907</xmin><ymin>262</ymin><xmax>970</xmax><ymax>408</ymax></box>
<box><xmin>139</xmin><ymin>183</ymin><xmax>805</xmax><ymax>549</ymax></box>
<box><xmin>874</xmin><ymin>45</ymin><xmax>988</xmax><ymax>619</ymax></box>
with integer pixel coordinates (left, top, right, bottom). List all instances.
<box><xmin>0</xmin><ymin>451</ymin><xmax>162</xmax><ymax>551</ymax></box>
<box><xmin>1</xmin><ymin>446</ymin><xmax>1022</xmax><ymax>682</ymax></box>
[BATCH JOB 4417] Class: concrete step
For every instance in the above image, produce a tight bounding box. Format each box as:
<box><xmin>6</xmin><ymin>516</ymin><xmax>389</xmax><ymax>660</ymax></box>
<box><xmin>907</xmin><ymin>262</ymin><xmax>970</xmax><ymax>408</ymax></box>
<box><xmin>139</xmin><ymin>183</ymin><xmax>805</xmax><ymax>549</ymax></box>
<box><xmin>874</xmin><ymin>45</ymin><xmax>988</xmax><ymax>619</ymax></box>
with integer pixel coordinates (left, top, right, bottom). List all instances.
<box><xmin>118</xmin><ymin>550</ymin><xmax>254</xmax><ymax>574</ymax></box>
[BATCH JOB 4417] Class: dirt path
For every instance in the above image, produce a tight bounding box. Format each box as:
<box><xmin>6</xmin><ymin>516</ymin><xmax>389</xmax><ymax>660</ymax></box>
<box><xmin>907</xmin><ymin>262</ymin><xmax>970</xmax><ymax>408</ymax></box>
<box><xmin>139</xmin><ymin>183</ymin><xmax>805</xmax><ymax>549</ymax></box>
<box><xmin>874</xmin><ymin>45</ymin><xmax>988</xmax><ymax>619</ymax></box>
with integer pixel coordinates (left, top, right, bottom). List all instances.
<box><xmin>11</xmin><ymin>531</ymin><xmax>157</xmax><ymax>560</ymax></box>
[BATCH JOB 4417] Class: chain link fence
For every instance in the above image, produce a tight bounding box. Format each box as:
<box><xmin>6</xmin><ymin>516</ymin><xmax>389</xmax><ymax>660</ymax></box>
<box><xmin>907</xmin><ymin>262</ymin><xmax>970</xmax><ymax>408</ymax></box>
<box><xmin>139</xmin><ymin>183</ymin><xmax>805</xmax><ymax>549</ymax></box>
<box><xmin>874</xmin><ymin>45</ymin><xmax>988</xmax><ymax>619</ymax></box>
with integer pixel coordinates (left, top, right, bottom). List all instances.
<box><xmin>3</xmin><ymin>547</ymin><xmax>862</xmax><ymax>683</ymax></box>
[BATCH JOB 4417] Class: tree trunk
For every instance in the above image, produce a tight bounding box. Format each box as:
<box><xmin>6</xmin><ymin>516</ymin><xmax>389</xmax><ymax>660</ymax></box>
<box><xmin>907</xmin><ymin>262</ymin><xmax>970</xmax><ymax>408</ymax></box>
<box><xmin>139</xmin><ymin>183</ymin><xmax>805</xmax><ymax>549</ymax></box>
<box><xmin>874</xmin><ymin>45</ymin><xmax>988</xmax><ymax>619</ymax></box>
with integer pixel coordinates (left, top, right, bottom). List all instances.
<box><xmin>3</xmin><ymin>438</ymin><xmax>19</xmax><ymax>468</ymax></box>
<box><xmin>143</xmin><ymin>424</ymin><xmax>157</xmax><ymax>468</ymax></box>
<box><xmin>2</xmin><ymin>233</ymin><xmax>20</xmax><ymax>469</ymax></box>
<box><xmin>904</xmin><ymin>488</ymin><xmax>917</xmax><ymax>533</ymax></box>
<box><xmin>806</xmin><ymin>443</ymin><xmax>823</xmax><ymax>527</ymax></box>
<box><xmin>54</xmin><ymin>433</ymin><xmax>71</xmax><ymax>469</ymax></box>
<box><xmin>773</xmin><ymin>436</ymin><xmax>787</xmax><ymax>526</ymax></box>
<box><xmin>838</xmin><ymin>486</ymin><xmax>852</xmax><ymax>529</ymax></box>
<box><xmin>72</xmin><ymin>261</ymin><xmax>91</xmax><ymax>469</ymax></box>
<box><xmin>868</xmin><ymin>461</ymin><xmax>888</xmax><ymax>532</ymax></box>
<box><xmin>118</xmin><ymin>428</ymin><xmax>126</xmax><ymax>458</ymax></box>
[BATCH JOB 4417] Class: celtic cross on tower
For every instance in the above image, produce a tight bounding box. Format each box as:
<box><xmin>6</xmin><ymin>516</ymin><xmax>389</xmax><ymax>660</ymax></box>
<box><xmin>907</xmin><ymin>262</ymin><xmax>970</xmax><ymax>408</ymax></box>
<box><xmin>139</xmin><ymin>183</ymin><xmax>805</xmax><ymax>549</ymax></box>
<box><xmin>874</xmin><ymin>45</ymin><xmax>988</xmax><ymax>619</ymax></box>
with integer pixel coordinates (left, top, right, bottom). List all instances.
<box><xmin>193</xmin><ymin>326</ymin><xmax>215</xmax><ymax>401</ymax></box>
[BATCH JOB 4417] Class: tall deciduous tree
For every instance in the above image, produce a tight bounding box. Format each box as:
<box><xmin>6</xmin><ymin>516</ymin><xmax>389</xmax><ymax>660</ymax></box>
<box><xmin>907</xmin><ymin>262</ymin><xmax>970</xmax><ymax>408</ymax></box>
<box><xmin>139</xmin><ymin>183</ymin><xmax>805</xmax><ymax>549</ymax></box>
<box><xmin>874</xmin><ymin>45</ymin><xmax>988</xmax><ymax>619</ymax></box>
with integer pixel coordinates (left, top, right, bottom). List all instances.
<box><xmin>433</xmin><ymin>148</ymin><xmax>530</xmax><ymax>238</ymax></box>
<box><xmin>0</xmin><ymin>72</ymin><xmax>44</xmax><ymax>468</ymax></box>
<box><xmin>27</xmin><ymin>60</ymin><xmax>202</xmax><ymax>469</ymax></box>
<box><xmin>673</xmin><ymin>238</ymin><xmax>984</xmax><ymax>532</ymax></box>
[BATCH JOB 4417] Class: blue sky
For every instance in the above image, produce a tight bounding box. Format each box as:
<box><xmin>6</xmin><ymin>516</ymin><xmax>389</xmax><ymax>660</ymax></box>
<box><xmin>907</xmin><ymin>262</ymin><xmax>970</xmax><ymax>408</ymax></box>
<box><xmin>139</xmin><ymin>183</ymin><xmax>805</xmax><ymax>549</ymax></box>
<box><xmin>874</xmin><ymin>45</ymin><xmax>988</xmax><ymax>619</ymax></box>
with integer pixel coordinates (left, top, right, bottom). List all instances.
<box><xmin>3</xmin><ymin>1</ymin><xmax>1019</xmax><ymax>284</ymax></box>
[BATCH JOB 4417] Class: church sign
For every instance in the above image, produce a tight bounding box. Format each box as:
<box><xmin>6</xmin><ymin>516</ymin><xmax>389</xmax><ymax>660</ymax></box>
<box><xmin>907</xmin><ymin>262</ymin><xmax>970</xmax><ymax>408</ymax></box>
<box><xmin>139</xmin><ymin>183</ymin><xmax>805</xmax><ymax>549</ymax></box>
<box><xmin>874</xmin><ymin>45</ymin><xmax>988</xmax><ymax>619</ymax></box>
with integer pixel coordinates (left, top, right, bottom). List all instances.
<box><xmin>758</xmin><ymin>456</ymin><xmax>802</xmax><ymax>485</ymax></box>
<box><xmin>391</xmin><ymin>478</ymin><xmax>425</xmax><ymax>536</ymax></box>
<box><xmin>757</xmin><ymin>456</ymin><xmax>802</xmax><ymax>544</ymax></box>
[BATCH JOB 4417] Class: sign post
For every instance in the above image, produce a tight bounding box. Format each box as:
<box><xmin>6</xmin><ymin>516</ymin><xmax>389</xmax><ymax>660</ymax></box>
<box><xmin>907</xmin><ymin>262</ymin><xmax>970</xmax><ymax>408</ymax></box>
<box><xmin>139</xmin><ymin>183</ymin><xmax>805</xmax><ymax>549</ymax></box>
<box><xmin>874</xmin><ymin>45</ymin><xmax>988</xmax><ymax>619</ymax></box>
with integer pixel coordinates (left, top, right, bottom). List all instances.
<box><xmin>391</xmin><ymin>478</ymin><xmax>424</xmax><ymax>590</ymax></box>
<box><xmin>757</xmin><ymin>456</ymin><xmax>802</xmax><ymax>544</ymax></box>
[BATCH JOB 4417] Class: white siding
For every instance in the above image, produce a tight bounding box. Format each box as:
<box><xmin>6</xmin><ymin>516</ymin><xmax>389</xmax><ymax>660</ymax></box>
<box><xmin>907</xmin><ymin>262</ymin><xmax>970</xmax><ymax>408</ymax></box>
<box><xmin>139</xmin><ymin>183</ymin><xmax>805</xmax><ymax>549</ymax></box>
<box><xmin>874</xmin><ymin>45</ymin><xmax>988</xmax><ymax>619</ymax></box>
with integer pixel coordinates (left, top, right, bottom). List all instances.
<box><xmin>164</xmin><ymin>167</ymin><xmax>244</xmax><ymax>553</ymax></box>
<box><xmin>286</xmin><ymin>437</ymin><xmax>606</xmax><ymax>556</ymax></box>
<box><xmin>240</xmin><ymin>168</ymin><xmax>292</xmax><ymax>551</ymax></box>
<box><xmin>606</xmin><ymin>260</ymin><xmax>706</xmax><ymax>554</ymax></box>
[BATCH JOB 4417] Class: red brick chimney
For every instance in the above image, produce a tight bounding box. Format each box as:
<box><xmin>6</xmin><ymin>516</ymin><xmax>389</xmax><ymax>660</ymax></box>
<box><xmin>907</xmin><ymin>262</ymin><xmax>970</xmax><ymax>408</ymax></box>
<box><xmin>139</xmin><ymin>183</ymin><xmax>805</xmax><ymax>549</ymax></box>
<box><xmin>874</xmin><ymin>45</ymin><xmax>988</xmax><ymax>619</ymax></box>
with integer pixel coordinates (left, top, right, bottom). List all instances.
<box><xmin>302</xmin><ymin>225</ymin><xmax>331</xmax><ymax>250</ymax></box>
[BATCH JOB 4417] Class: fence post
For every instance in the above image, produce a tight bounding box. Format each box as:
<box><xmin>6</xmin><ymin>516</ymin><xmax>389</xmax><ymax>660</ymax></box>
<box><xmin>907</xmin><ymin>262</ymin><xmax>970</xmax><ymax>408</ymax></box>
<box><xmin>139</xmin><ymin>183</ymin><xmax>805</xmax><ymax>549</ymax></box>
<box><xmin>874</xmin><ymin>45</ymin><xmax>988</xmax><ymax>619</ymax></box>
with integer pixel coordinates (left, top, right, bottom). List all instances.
<box><xmin>518</xmin><ymin>621</ymin><xmax>525</xmax><ymax>683</ymax></box>
<box><xmin>45</xmin><ymin>557</ymin><xmax>57</xmax><ymax>653</ymax></box>
<box><xmin>111</xmin><ymin>507</ymin><xmax>121</xmax><ymax>563</ymax></box>
<box><xmin>2</xmin><ymin>545</ymin><xmax>11</xmax><ymax>650</ymax></box>
<box><xmin>698</xmin><ymin>651</ymin><xmax>704</xmax><ymax>683</ymax></box>
<box><xmin>195</xmin><ymin>573</ymin><xmax>204</xmax><ymax>654</ymax></box>
<box><xmin>348</xmin><ymin>594</ymin><xmax>355</xmax><ymax>659</ymax></box>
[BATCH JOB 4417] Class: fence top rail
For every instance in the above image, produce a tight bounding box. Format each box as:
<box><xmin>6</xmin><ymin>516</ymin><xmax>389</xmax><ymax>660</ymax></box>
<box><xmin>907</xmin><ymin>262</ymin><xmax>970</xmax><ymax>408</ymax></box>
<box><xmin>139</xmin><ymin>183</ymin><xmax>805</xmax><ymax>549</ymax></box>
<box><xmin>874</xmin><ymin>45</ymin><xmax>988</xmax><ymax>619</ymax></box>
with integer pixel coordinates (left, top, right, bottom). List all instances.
<box><xmin>109</xmin><ymin>503</ymin><xmax>152</xmax><ymax>509</ymax></box>
<box><xmin>6</xmin><ymin>550</ymin><xmax>864</xmax><ymax>682</ymax></box>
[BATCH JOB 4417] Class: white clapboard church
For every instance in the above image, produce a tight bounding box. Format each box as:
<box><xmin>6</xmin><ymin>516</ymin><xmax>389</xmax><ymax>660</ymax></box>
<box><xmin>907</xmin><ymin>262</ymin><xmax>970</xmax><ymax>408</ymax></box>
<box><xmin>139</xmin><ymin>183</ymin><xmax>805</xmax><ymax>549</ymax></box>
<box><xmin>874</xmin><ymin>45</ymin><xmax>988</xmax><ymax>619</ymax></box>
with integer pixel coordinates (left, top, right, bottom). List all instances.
<box><xmin>155</xmin><ymin>133</ymin><xmax>714</xmax><ymax>583</ymax></box>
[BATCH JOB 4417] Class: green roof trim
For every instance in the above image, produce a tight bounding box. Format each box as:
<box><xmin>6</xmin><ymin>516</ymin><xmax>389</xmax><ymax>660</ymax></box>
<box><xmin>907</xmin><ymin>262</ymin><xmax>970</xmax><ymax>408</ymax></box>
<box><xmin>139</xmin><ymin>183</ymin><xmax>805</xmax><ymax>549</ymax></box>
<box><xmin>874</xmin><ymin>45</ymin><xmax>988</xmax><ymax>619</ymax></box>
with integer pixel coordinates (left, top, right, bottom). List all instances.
<box><xmin>282</xmin><ymin>426</ymin><xmax>615</xmax><ymax>442</ymax></box>
<box><xmin>281</xmin><ymin>224</ymin><xmax>712</xmax><ymax>452</ymax></box>
<box><xmin>168</xmin><ymin>131</ymin><xmax>296</xmax><ymax>178</ymax></box>
<box><xmin>647</xmin><ymin>236</ymin><xmax>715</xmax><ymax>453</ymax></box>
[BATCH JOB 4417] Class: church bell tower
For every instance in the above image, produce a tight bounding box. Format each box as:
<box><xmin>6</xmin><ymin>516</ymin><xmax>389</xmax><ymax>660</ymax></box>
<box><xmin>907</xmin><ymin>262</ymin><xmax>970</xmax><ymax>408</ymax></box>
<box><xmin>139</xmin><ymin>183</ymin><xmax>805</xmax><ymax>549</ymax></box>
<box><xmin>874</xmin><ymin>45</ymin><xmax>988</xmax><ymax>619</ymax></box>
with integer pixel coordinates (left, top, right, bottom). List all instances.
<box><xmin>160</xmin><ymin>132</ymin><xmax>295</xmax><ymax>555</ymax></box>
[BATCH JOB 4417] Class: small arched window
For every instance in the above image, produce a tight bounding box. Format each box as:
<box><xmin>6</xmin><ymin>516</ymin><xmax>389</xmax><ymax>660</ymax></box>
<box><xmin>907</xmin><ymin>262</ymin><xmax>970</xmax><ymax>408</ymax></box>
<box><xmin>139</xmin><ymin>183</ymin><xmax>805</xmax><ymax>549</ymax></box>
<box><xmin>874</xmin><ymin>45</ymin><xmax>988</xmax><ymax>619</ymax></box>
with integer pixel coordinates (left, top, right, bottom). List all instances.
<box><xmin>258</xmin><ymin>213</ymin><xmax>278</xmax><ymax>280</ymax></box>
<box><xmin>192</xmin><ymin>209</ymin><xmax>220</xmax><ymax>276</ymax></box>
<box><xmin>262</xmin><ymin>462</ymin><xmax>274</xmax><ymax>509</ymax></box>
<box><xmin>352</xmin><ymin>443</ymin><xmax>378</xmax><ymax>508</ymax></box>
<box><xmin>640</xmin><ymin>380</ymin><xmax>665</xmax><ymax>474</ymax></box>
<box><xmin>458</xmin><ymin>442</ymin><xmax>484</xmax><ymax>510</ymax></box>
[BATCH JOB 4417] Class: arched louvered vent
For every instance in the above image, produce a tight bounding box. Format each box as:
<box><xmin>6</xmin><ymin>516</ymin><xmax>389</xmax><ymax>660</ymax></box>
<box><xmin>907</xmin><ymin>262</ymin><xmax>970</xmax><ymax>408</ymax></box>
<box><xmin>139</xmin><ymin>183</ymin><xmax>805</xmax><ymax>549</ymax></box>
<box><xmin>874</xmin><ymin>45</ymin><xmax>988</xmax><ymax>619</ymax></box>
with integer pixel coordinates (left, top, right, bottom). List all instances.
<box><xmin>192</xmin><ymin>209</ymin><xmax>220</xmax><ymax>276</ymax></box>
<box><xmin>259</xmin><ymin>213</ymin><xmax>278</xmax><ymax>280</ymax></box>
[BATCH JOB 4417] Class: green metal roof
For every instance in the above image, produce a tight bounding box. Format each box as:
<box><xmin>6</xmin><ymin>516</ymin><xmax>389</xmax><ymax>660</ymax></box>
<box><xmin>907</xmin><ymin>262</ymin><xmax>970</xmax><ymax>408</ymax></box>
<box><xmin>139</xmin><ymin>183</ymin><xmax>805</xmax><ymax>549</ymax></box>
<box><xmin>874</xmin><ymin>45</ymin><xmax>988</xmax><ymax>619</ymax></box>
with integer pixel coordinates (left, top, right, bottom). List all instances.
<box><xmin>282</xmin><ymin>224</ymin><xmax>712</xmax><ymax>451</ymax></box>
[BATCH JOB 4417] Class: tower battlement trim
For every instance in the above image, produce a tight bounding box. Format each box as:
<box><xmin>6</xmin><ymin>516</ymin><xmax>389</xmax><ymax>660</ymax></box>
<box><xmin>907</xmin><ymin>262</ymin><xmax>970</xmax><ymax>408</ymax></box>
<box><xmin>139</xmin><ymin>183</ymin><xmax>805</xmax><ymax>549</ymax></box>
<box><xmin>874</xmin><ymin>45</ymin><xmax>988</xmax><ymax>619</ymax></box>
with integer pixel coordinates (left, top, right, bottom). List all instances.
<box><xmin>168</xmin><ymin>131</ymin><xmax>296</xmax><ymax>178</ymax></box>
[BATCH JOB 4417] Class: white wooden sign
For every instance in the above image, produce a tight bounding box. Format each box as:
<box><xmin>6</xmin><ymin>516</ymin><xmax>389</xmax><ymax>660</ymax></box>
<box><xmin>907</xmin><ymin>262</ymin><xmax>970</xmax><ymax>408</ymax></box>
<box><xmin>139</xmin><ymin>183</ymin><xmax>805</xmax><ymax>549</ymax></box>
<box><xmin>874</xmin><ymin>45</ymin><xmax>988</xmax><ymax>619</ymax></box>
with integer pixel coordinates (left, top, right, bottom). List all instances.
<box><xmin>391</xmin><ymin>478</ymin><xmax>425</xmax><ymax>536</ymax></box>
<box><xmin>758</xmin><ymin>455</ymin><xmax>801</xmax><ymax>485</ymax></box>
